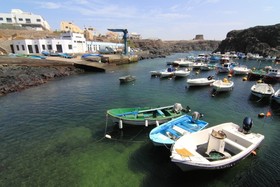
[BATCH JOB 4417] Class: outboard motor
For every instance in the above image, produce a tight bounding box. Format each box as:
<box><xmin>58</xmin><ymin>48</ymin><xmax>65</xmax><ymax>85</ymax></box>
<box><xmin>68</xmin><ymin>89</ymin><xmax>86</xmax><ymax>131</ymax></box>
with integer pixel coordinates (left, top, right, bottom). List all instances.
<box><xmin>173</xmin><ymin>103</ymin><xmax>183</xmax><ymax>113</ymax></box>
<box><xmin>243</xmin><ymin>117</ymin><xmax>253</xmax><ymax>133</ymax></box>
<box><xmin>192</xmin><ymin>111</ymin><xmax>200</xmax><ymax>122</ymax></box>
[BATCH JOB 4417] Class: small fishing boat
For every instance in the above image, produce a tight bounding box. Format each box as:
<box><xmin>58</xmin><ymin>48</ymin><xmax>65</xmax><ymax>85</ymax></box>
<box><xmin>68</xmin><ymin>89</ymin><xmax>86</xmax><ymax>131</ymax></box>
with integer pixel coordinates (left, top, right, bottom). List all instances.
<box><xmin>247</xmin><ymin>68</ymin><xmax>266</xmax><ymax>81</ymax></box>
<box><xmin>173</xmin><ymin>58</ymin><xmax>194</xmax><ymax>67</ymax></box>
<box><xmin>106</xmin><ymin>103</ymin><xmax>190</xmax><ymax>129</ymax></box>
<box><xmin>149</xmin><ymin>112</ymin><xmax>208</xmax><ymax>146</ymax></box>
<box><xmin>170</xmin><ymin>117</ymin><xmax>264</xmax><ymax>171</ymax></box>
<box><xmin>119</xmin><ymin>75</ymin><xmax>136</xmax><ymax>83</ymax></box>
<box><xmin>251</xmin><ymin>82</ymin><xmax>275</xmax><ymax>98</ymax></box>
<box><xmin>263</xmin><ymin>68</ymin><xmax>280</xmax><ymax>83</ymax></box>
<box><xmin>272</xmin><ymin>89</ymin><xmax>280</xmax><ymax>104</ymax></box>
<box><xmin>232</xmin><ymin>65</ymin><xmax>251</xmax><ymax>75</ymax></box>
<box><xmin>211</xmin><ymin>78</ymin><xmax>234</xmax><ymax>92</ymax></box>
<box><xmin>173</xmin><ymin>68</ymin><xmax>191</xmax><ymax>78</ymax></box>
<box><xmin>159</xmin><ymin>66</ymin><xmax>176</xmax><ymax>78</ymax></box>
<box><xmin>186</xmin><ymin>76</ymin><xmax>215</xmax><ymax>87</ymax></box>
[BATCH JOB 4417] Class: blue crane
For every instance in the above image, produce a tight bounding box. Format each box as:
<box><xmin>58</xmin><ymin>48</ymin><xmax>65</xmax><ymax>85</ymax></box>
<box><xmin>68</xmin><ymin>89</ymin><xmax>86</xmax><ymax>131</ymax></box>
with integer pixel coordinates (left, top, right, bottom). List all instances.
<box><xmin>107</xmin><ymin>29</ymin><xmax>128</xmax><ymax>55</ymax></box>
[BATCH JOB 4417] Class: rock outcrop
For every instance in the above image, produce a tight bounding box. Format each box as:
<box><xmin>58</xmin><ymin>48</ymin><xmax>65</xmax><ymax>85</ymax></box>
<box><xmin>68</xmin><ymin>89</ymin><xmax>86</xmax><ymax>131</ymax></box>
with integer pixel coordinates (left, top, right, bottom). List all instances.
<box><xmin>0</xmin><ymin>58</ymin><xmax>83</xmax><ymax>96</ymax></box>
<box><xmin>132</xmin><ymin>39</ymin><xmax>220</xmax><ymax>59</ymax></box>
<box><xmin>214</xmin><ymin>23</ymin><xmax>280</xmax><ymax>56</ymax></box>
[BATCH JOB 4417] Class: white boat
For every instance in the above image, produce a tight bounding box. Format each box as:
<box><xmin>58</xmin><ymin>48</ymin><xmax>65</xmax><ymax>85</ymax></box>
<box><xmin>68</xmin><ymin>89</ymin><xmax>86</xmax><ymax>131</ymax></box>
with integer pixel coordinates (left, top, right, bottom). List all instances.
<box><xmin>173</xmin><ymin>68</ymin><xmax>191</xmax><ymax>78</ymax></box>
<box><xmin>272</xmin><ymin>89</ymin><xmax>280</xmax><ymax>104</ymax></box>
<box><xmin>160</xmin><ymin>68</ymin><xmax>175</xmax><ymax>78</ymax></box>
<box><xmin>192</xmin><ymin>62</ymin><xmax>207</xmax><ymax>69</ymax></box>
<box><xmin>173</xmin><ymin>58</ymin><xmax>194</xmax><ymax>67</ymax></box>
<box><xmin>251</xmin><ymin>82</ymin><xmax>275</xmax><ymax>98</ymax></box>
<box><xmin>150</xmin><ymin>67</ymin><xmax>175</xmax><ymax>77</ymax></box>
<box><xmin>211</xmin><ymin>78</ymin><xmax>234</xmax><ymax>92</ymax></box>
<box><xmin>170</xmin><ymin>117</ymin><xmax>265</xmax><ymax>171</ymax></box>
<box><xmin>216</xmin><ymin>62</ymin><xmax>232</xmax><ymax>73</ymax></box>
<box><xmin>186</xmin><ymin>76</ymin><xmax>215</xmax><ymax>87</ymax></box>
<box><xmin>232</xmin><ymin>65</ymin><xmax>251</xmax><ymax>75</ymax></box>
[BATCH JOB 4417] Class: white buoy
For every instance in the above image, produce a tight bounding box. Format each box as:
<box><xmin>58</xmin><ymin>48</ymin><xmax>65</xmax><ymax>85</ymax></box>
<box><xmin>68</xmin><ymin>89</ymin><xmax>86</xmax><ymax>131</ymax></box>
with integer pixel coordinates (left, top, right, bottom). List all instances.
<box><xmin>145</xmin><ymin>120</ymin><xmax>148</xmax><ymax>127</ymax></box>
<box><xmin>119</xmin><ymin>119</ymin><xmax>123</xmax><ymax>129</ymax></box>
<box><xmin>156</xmin><ymin>120</ymin><xmax>159</xmax><ymax>126</ymax></box>
<box><xmin>105</xmin><ymin>134</ymin><xmax>112</xmax><ymax>139</ymax></box>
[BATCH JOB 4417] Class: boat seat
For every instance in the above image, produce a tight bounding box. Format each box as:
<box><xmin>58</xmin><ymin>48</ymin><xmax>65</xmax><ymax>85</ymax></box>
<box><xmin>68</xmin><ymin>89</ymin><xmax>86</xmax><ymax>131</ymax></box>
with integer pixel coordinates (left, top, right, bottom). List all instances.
<box><xmin>176</xmin><ymin>122</ymin><xmax>196</xmax><ymax>133</ymax></box>
<box><xmin>157</xmin><ymin>110</ymin><xmax>165</xmax><ymax>116</ymax></box>
<box><xmin>224</xmin><ymin>138</ymin><xmax>246</xmax><ymax>151</ymax></box>
<box><xmin>166</xmin><ymin>128</ymin><xmax>181</xmax><ymax>138</ymax></box>
<box><xmin>172</xmin><ymin>125</ymin><xmax>190</xmax><ymax>135</ymax></box>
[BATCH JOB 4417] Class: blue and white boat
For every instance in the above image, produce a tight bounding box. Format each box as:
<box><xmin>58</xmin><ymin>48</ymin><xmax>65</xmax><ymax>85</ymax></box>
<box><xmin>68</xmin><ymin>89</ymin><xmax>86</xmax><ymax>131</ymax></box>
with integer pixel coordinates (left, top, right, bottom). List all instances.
<box><xmin>149</xmin><ymin>113</ymin><xmax>208</xmax><ymax>146</ymax></box>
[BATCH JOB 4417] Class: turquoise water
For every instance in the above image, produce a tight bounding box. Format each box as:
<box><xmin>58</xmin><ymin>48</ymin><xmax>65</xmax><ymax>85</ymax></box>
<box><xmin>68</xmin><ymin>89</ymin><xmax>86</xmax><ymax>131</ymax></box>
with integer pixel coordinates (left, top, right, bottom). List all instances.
<box><xmin>0</xmin><ymin>52</ymin><xmax>279</xmax><ymax>186</ymax></box>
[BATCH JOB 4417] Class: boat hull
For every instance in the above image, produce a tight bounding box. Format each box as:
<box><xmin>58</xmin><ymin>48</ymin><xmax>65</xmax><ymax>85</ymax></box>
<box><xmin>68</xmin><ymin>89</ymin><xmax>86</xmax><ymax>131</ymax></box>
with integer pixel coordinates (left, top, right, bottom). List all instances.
<box><xmin>211</xmin><ymin>80</ymin><xmax>234</xmax><ymax>92</ymax></box>
<box><xmin>171</xmin><ymin>122</ymin><xmax>264</xmax><ymax>171</ymax></box>
<box><xmin>250</xmin><ymin>83</ymin><xmax>275</xmax><ymax>98</ymax></box>
<box><xmin>149</xmin><ymin>114</ymin><xmax>208</xmax><ymax>146</ymax></box>
<box><xmin>186</xmin><ymin>78</ymin><xmax>215</xmax><ymax>87</ymax></box>
<box><xmin>107</xmin><ymin>104</ymin><xmax>189</xmax><ymax>127</ymax></box>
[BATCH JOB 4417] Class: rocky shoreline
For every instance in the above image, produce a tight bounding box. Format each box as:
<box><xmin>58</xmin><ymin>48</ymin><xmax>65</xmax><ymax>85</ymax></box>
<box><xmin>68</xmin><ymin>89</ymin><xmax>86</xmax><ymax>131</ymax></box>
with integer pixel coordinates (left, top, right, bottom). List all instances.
<box><xmin>0</xmin><ymin>58</ymin><xmax>84</xmax><ymax>96</ymax></box>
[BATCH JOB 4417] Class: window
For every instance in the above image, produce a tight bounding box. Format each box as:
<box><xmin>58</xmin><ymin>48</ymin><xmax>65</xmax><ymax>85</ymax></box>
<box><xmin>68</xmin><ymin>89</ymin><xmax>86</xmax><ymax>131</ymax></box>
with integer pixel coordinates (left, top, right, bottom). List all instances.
<box><xmin>18</xmin><ymin>18</ymin><xmax>23</xmax><ymax>21</ymax></box>
<box><xmin>68</xmin><ymin>45</ymin><xmax>72</xmax><ymax>50</ymax></box>
<box><xmin>6</xmin><ymin>18</ymin><xmax>12</xmax><ymax>22</ymax></box>
<box><xmin>25</xmin><ymin>18</ymin><xmax>31</xmax><ymax>23</ymax></box>
<box><xmin>47</xmin><ymin>45</ymin><xmax>52</xmax><ymax>50</ymax></box>
<box><xmin>16</xmin><ymin>45</ymin><xmax>19</xmax><ymax>51</ymax></box>
<box><xmin>36</xmin><ymin>19</ymin><xmax>41</xmax><ymax>22</ymax></box>
<box><xmin>21</xmin><ymin>45</ymin><xmax>25</xmax><ymax>50</ymax></box>
<box><xmin>42</xmin><ymin>45</ymin><xmax>46</xmax><ymax>50</ymax></box>
<box><xmin>0</xmin><ymin>17</ymin><xmax>3</xmax><ymax>21</ymax></box>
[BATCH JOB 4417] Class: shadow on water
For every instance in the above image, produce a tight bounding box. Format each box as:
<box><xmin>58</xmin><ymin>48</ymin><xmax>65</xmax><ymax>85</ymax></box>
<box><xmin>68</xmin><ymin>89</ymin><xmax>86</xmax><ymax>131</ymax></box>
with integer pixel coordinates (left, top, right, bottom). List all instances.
<box><xmin>128</xmin><ymin>142</ymin><xmax>231</xmax><ymax>187</ymax></box>
<box><xmin>248</xmin><ymin>94</ymin><xmax>271</xmax><ymax>107</ymax></box>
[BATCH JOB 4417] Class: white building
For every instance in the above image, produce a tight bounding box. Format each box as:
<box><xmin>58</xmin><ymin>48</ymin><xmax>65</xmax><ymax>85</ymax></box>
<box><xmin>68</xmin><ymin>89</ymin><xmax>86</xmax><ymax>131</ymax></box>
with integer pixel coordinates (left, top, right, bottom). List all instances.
<box><xmin>0</xmin><ymin>9</ymin><xmax>51</xmax><ymax>31</ymax></box>
<box><xmin>10</xmin><ymin>32</ymin><xmax>124</xmax><ymax>54</ymax></box>
<box><xmin>11</xmin><ymin>32</ymin><xmax>86</xmax><ymax>54</ymax></box>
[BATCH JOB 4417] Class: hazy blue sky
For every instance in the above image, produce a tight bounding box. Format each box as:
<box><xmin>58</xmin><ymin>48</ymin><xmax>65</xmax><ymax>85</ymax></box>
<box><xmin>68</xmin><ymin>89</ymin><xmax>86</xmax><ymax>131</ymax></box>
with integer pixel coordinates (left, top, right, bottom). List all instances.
<box><xmin>1</xmin><ymin>0</ymin><xmax>279</xmax><ymax>40</ymax></box>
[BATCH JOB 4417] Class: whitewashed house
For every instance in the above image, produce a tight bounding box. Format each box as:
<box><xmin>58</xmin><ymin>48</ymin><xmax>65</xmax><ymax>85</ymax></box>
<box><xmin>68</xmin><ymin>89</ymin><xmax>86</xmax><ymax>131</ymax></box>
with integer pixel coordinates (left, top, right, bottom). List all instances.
<box><xmin>0</xmin><ymin>9</ymin><xmax>51</xmax><ymax>31</ymax></box>
<box><xmin>11</xmin><ymin>32</ymin><xmax>87</xmax><ymax>54</ymax></box>
<box><xmin>11</xmin><ymin>32</ymin><xmax>124</xmax><ymax>55</ymax></box>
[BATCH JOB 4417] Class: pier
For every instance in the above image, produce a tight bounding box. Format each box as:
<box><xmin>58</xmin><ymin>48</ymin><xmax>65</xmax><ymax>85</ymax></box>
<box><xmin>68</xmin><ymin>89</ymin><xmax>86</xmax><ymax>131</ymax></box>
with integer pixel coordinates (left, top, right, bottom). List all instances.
<box><xmin>47</xmin><ymin>54</ymin><xmax>139</xmax><ymax>72</ymax></box>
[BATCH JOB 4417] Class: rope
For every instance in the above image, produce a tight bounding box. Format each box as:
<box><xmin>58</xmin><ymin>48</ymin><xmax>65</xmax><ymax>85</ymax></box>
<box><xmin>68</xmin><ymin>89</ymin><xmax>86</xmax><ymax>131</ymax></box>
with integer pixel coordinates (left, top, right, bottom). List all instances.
<box><xmin>101</xmin><ymin>113</ymin><xmax>149</xmax><ymax>143</ymax></box>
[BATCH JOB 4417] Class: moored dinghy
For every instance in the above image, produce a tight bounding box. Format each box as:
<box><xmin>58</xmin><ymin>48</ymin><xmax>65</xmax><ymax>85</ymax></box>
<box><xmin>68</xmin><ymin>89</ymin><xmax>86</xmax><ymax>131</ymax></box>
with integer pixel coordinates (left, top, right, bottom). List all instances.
<box><xmin>106</xmin><ymin>103</ymin><xmax>190</xmax><ymax>129</ymax></box>
<box><xmin>186</xmin><ymin>76</ymin><xmax>215</xmax><ymax>87</ymax></box>
<box><xmin>149</xmin><ymin>112</ymin><xmax>208</xmax><ymax>146</ymax></box>
<box><xmin>250</xmin><ymin>82</ymin><xmax>275</xmax><ymax>98</ymax></box>
<box><xmin>211</xmin><ymin>78</ymin><xmax>234</xmax><ymax>93</ymax></box>
<box><xmin>170</xmin><ymin>117</ymin><xmax>264</xmax><ymax>171</ymax></box>
<box><xmin>119</xmin><ymin>75</ymin><xmax>136</xmax><ymax>83</ymax></box>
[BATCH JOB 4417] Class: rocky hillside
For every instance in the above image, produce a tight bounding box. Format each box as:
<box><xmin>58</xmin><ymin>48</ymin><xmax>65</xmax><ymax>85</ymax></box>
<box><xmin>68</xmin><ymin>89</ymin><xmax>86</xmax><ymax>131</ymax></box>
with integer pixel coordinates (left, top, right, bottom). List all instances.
<box><xmin>214</xmin><ymin>23</ymin><xmax>280</xmax><ymax>57</ymax></box>
<box><xmin>132</xmin><ymin>39</ymin><xmax>220</xmax><ymax>59</ymax></box>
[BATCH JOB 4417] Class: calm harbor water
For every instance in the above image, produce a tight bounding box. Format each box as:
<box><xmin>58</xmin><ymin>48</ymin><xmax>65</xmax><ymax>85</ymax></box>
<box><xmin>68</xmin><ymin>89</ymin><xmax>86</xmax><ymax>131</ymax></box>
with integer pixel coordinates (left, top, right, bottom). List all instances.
<box><xmin>0</xmin><ymin>52</ymin><xmax>279</xmax><ymax>186</ymax></box>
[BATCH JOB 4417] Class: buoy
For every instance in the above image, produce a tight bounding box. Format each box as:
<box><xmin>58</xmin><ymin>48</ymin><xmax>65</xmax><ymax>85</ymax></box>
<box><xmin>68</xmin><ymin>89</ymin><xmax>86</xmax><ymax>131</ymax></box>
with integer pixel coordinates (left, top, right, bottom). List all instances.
<box><xmin>242</xmin><ymin>77</ymin><xmax>247</xmax><ymax>81</ymax></box>
<box><xmin>156</xmin><ymin>120</ymin><xmax>159</xmax><ymax>126</ymax></box>
<box><xmin>251</xmin><ymin>150</ymin><xmax>257</xmax><ymax>156</ymax></box>
<box><xmin>258</xmin><ymin>113</ymin><xmax>265</xmax><ymax>118</ymax></box>
<box><xmin>145</xmin><ymin>120</ymin><xmax>148</xmax><ymax>127</ymax></box>
<box><xmin>119</xmin><ymin>119</ymin><xmax>123</xmax><ymax>129</ymax></box>
<box><xmin>105</xmin><ymin>134</ymin><xmax>112</xmax><ymax>139</ymax></box>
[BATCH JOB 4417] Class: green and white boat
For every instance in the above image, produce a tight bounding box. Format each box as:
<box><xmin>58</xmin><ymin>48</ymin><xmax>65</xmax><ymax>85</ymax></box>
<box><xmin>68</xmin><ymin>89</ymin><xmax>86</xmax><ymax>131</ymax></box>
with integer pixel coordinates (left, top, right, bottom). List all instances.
<box><xmin>106</xmin><ymin>103</ymin><xmax>190</xmax><ymax>129</ymax></box>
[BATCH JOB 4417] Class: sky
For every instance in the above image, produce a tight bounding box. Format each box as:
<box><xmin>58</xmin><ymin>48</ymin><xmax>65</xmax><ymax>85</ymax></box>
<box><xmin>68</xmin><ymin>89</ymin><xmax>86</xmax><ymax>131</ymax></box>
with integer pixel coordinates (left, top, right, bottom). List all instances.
<box><xmin>1</xmin><ymin>0</ymin><xmax>280</xmax><ymax>41</ymax></box>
